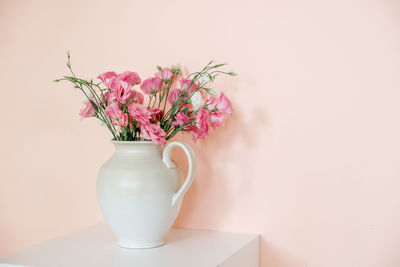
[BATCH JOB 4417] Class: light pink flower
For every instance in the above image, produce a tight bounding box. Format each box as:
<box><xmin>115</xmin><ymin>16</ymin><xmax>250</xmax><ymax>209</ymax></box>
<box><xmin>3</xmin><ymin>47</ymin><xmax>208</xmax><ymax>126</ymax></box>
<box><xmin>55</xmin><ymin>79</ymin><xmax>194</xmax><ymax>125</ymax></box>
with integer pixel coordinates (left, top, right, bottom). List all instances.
<box><xmin>98</xmin><ymin>72</ymin><xmax>117</xmax><ymax>88</ymax></box>
<box><xmin>168</xmin><ymin>88</ymin><xmax>181</xmax><ymax>104</ymax></box>
<box><xmin>155</xmin><ymin>68</ymin><xmax>173</xmax><ymax>81</ymax></box>
<box><xmin>190</xmin><ymin>91</ymin><xmax>204</xmax><ymax>111</ymax></box>
<box><xmin>217</xmin><ymin>92</ymin><xmax>232</xmax><ymax>114</ymax></box>
<box><xmin>210</xmin><ymin>111</ymin><xmax>224</xmax><ymax>129</ymax></box>
<box><xmin>191</xmin><ymin>108</ymin><xmax>209</xmax><ymax>142</ymax></box>
<box><xmin>104</xmin><ymin>102</ymin><xmax>128</xmax><ymax>127</ymax></box>
<box><xmin>141</xmin><ymin>124</ymin><xmax>166</xmax><ymax>146</ymax></box>
<box><xmin>179</xmin><ymin>78</ymin><xmax>197</xmax><ymax>93</ymax></box>
<box><xmin>130</xmin><ymin>90</ymin><xmax>144</xmax><ymax>104</ymax></box>
<box><xmin>140</xmin><ymin>77</ymin><xmax>163</xmax><ymax>94</ymax></box>
<box><xmin>128</xmin><ymin>103</ymin><xmax>152</xmax><ymax>125</ymax></box>
<box><xmin>149</xmin><ymin>107</ymin><xmax>163</xmax><ymax>122</ymax></box>
<box><xmin>79</xmin><ymin>100</ymin><xmax>95</xmax><ymax>120</ymax></box>
<box><xmin>172</xmin><ymin>112</ymin><xmax>190</xmax><ymax>127</ymax></box>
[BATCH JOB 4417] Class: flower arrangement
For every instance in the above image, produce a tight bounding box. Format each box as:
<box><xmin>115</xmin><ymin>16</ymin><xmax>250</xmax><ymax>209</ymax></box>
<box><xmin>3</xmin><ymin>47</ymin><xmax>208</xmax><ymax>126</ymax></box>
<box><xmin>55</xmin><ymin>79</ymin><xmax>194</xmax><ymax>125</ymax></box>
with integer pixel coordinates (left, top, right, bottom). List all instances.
<box><xmin>54</xmin><ymin>53</ymin><xmax>235</xmax><ymax>145</ymax></box>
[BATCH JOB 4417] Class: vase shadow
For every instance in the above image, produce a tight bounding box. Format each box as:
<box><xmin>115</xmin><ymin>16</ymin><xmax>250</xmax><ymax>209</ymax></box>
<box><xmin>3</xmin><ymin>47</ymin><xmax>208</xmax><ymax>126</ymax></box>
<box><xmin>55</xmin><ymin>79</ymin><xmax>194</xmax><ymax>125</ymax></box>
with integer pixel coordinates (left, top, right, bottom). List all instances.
<box><xmin>171</xmin><ymin>103</ymin><xmax>268</xmax><ymax>231</ymax></box>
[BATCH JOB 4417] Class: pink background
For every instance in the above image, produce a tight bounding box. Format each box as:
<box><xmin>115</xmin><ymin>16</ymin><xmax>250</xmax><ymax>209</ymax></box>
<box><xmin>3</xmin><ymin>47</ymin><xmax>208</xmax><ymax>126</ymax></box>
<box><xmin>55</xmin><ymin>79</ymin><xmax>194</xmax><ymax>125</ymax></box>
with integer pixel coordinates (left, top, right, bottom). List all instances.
<box><xmin>1</xmin><ymin>0</ymin><xmax>400</xmax><ymax>266</ymax></box>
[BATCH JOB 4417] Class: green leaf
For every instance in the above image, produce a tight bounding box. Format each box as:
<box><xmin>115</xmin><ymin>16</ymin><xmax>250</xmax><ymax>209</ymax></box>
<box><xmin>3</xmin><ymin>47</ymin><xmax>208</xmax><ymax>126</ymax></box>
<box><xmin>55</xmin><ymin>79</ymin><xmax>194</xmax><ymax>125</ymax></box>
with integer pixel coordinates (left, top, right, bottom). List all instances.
<box><xmin>204</xmin><ymin>88</ymin><xmax>216</xmax><ymax>95</ymax></box>
<box><xmin>181</xmin><ymin>107</ymin><xmax>189</xmax><ymax>114</ymax></box>
<box><xmin>211</xmin><ymin>63</ymin><xmax>227</xmax><ymax>68</ymax></box>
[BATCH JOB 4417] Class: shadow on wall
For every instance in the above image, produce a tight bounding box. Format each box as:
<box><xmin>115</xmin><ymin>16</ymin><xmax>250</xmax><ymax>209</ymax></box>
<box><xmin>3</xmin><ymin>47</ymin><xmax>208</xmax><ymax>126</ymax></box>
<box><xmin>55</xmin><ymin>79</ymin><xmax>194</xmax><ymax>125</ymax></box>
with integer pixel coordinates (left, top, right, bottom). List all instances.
<box><xmin>260</xmin><ymin>238</ymin><xmax>306</xmax><ymax>267</ymax></box>
<box><xmin>172</xmin><ymin>102</ymin><xmax>268</xmax><ymax>230</ymax></box>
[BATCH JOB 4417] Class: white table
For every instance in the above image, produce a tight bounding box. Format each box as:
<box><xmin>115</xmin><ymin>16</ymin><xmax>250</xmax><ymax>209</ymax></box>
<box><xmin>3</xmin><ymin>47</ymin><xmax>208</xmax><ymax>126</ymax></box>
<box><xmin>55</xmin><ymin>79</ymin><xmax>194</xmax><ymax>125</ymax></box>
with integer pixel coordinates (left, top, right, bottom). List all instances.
<box><xmin>0</xmin><ymin>223</ymin><xmax>259</xmax><ymax>267</ymax></box>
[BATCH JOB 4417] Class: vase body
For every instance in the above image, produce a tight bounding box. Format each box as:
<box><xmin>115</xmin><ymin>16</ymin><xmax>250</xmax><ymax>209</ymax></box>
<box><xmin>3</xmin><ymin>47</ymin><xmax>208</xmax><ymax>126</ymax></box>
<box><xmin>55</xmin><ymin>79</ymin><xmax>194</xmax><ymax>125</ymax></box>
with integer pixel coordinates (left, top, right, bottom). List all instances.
<box><xmin>97</xmin><ymin>141</ymin><xmax>196</xmax><ymax>249</ymax></box>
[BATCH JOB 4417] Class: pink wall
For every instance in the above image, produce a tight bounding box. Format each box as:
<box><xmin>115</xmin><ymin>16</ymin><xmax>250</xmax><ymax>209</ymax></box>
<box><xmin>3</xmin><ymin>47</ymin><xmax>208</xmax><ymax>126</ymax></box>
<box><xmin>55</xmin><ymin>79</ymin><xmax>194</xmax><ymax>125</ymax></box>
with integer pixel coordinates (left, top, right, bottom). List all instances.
<box><xmin>1</xmin><ymin>0</ymin><xmax>400</xmax><ymax>266</ymax></box>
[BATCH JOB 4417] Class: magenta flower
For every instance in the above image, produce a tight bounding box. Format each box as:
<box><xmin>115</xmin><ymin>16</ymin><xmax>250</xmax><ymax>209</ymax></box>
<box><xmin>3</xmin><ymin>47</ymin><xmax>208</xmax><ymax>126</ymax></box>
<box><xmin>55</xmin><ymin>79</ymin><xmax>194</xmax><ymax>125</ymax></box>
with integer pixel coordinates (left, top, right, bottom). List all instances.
<box><xmin>141</xmin><ymin>124</ymin><xmax>166</xmax><ymax>146</ymax></box>
<box><xmin>128</xmin><ymin>103</ymin><xmax>152</xmax><ymax>125</ymax></box>
<box><xmin>155</xmin><ymin>68</ymin><xmax>173</xmax><ymax>81</ymax></box>
<box><xmin>140</xmin><ymin>77</ymin><xmax>163</xmax><ymax>95</ymax></box>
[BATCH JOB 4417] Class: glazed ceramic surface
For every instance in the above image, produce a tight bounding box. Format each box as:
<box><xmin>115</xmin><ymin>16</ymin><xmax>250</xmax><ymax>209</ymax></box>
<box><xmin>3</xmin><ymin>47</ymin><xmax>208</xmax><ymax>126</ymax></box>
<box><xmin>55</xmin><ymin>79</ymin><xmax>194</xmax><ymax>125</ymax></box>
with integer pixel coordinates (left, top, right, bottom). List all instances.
<box><xmin>97</xmin><ymin>141</ymin><xmax>196</xmax><ymax>248</ymax></box>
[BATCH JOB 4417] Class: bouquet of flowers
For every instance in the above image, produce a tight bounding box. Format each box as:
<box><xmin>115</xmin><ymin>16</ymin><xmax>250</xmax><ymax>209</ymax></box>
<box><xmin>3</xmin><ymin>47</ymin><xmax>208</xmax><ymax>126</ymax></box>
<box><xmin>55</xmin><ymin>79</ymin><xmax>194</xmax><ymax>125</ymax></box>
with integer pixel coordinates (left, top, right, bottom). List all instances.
<box><xmin>55</xmin><ymin>53</ymin><xmax>235</xmax><ymax>145</ymax></box>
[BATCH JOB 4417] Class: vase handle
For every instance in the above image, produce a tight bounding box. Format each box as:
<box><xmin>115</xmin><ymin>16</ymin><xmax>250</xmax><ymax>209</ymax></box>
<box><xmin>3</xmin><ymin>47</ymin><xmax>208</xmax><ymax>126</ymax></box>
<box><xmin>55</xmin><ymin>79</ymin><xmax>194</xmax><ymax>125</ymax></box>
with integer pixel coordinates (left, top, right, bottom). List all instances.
<box><xmin>163</xmin><ymin>141</ymin><xmax>196</xmax><ymax>207</ymax></box>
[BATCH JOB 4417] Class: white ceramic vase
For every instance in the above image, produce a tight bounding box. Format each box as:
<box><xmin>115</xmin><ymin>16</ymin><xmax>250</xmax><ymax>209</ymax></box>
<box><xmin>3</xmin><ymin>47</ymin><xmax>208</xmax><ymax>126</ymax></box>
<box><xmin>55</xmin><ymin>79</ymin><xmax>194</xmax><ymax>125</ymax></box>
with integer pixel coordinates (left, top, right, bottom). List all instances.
<box><xmin>97</xmin><ymin>141</ymin><xmax>196</xmax><ymax>249</ymax></box>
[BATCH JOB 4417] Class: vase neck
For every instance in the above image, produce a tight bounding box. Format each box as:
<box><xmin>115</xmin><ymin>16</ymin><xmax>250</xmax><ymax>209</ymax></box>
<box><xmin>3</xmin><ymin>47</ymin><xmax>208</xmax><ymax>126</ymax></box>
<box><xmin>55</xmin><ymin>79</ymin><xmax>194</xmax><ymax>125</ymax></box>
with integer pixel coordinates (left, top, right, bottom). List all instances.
<box><xmin>112</xmin><ymin>142</ymin><xmax>162</xmax><ymax>159</ymax></box>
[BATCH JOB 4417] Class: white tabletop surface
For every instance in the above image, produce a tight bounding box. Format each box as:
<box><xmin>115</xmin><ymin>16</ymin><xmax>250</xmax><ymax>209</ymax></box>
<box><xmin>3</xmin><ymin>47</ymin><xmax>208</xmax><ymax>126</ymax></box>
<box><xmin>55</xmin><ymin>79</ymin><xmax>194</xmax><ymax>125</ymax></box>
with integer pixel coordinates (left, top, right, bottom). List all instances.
<box><xmin>0</xmin><ymin>223</ymin><xmax>259</xmax><ymax>267</ymax></box>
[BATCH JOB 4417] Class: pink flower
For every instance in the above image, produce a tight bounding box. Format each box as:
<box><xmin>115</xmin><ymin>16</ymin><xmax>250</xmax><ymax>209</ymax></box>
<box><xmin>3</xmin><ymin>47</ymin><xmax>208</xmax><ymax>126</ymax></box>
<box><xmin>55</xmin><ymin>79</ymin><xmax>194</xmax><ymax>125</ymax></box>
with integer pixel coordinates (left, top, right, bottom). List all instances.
<box><xmin>112</xmin><ymin>87</ymin><xmax>132</xmax><ymax>104</ymax></box>
<box><xmin>140</xmin><ymin>77</ymin><xmax>163</xmax><ymax>94</ymax></box>
<box><xmin>155</xmin><ymin>68</ymin><xmax>173</xmax><ymax>81</ymax></box>
<box><xmin>172</xmin><ymin>112</ymin><xmax>190</xmax><ymax>128</ymax></box>
<box><xmin>205</xmin><ymin>95</ymin><xmax>218</xmax><ymax>110</ymax></box>
<box><xmin>108</xmin><ymin>72</ymin><xmax>141</xmax><ymax>104</ymax></box>
<box><xmin>191</xmin><ymin>108</ymin><xmax>209</xmax><ymax>142</ymax></box>
<box><xmin>205</xmin><ymin>92</ymin><xmax>232</xmax><ymax>115</ymax></box>
<box><xmin>104</xmin><ymin>102</ymin><xmax>120</xmax><ymax>118</ymax></box>
<box><xmin>109</xmin><ymin>71</ymin><xmax>141</xmax><ymax>91</ymax></box>
<box><xmin>217</xmin><ymin>92</ymin><xmax>232</xmax><ymax>114</ymax></box>
<box><xmin>98</xmin><ymin>71</ymin><xmax>117</xmax><ymax>88</ymax></box>
<box><xmin>168</xmin><ymin>88</ymin><xmax>181</xmax><ymax>104</ymax></box>
<box><xmin>104</xmin><ymin>102</ymin><xmax>128</xmax><ymax>127</ymax></box>
<box><xmin>103</xmin><ymin>91</ymin><xmax>115</xmax><ymax>105</ymax></box>
<box><xmin>149</xmin><ymin>108</ymin><xmax>163</xmax><ymax>122</ymax></box>
<box><xmin>117</xmin><ymin>113</ymin><xmax>129</xmax><ymax>127</ymax></box>
<box><xmin>130</xmin><ymin>90</ymin><xmax>144</xmax><ymax>104</ymax></box>
<box><xmin>196</xmin><ymin>108</ymin><xmax>209</xmax><ymax>133</ymax></box>
<box><xmin>179</xmin><ymin>78</ymin><xmax>197</xmax><ymax>93</ymax></box>
<box><xmin>106</xmin><ymin>72</ymin><xmax>141</xmax><ymax>104</ymax></box>
<box><xmin>128</xmin><ymin>103</ymin><xmax>152</xmax><ymax>125</ymax></box>
<box><xmin>141</xmin><ymin>124</ymin><xmax>166</xmax><ymax>146</ymax></box>
<box><xmin>210</xmin><ymin>111</ymin><xmax>224</xmax><ymax>129</ymax></box>
<box><xmin>79</xmin><ymin>100</ymin><xmax>95</xmax><ymax>120</ymax></box>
